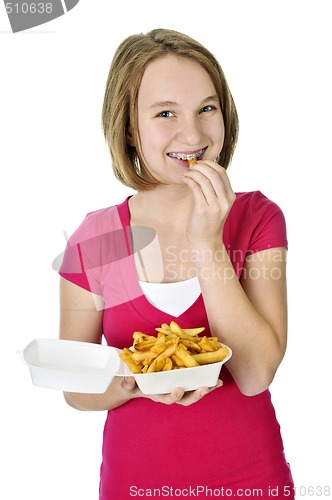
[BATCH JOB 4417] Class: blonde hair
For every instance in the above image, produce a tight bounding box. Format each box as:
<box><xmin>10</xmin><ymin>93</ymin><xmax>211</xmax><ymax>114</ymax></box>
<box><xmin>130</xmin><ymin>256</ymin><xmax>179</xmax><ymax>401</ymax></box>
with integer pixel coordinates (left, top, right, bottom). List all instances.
<box><xmin>102</xmin><ymin>28</ymin><xmax>239</xmax><ymax>190</ymax></box>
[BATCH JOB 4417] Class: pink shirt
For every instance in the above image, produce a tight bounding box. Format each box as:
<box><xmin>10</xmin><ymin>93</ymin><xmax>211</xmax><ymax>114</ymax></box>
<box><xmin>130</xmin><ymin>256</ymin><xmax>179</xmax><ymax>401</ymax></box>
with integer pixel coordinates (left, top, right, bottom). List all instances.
<box><xmin>60</xmin><ymin>191</ymin><xmax>294</xmax><ymax>499</ymax></box>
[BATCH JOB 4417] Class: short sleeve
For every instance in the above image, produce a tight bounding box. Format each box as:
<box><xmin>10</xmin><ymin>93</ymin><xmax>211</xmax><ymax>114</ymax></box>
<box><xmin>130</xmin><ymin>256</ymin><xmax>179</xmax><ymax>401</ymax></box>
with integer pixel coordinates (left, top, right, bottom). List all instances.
<box><xmin>58</xmin><ymin>205</ymin><xmax>127</xmax><ymax>295</ymax></box>
<box><xmin>58</xmin><ymin>216</ymin><xmax>100</xmax><ymax>294</ymax></box>
<box><xmin>248</xmin><ymin>191</ymin><xmax>288</xmax><ymax>254</ymax></box>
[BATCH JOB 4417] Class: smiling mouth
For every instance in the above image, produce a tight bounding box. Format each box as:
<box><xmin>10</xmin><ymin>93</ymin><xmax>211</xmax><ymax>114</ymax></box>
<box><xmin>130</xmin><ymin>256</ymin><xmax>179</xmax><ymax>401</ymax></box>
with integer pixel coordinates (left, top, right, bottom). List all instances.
<box><xmin>167</xmin><ymin>147</ymin><xmax>207</xmax><ymax>161</ymax></box>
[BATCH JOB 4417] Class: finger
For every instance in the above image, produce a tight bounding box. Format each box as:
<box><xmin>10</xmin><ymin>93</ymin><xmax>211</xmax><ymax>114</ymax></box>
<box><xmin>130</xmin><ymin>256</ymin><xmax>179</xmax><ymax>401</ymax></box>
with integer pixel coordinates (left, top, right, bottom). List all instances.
<box><xmin>176</xmin><ymin>379</ymin><xmax>223</xmax><ymax>406</ymax></box>
<box><xmin>177</xmin><ymin>389</ymin><xmax>208</xmax><ymax>406</ymax></box>
<box><xmin>192</xmin><ymin>161</ymin><xmax>233</xmax><ymax>198</ymax></box>
<box><xmin>183</xmin><ymin>173</ymin><xmax>214</xmax><ymax>208</ymax></box>
<box><xmin>195</xmin><ymin>164</ymin><xmax>235</xmax><ymax>214</ymax></box>
<box><xmin>185</xmin><ymin>170</ymin><xmax>232</xmax><ymax>210</ymax></box>
<box><xmin>121</xmin><ymin>376</ymin><xmax>137</xmax><ymax>393</ymax></box>
<box><xmin>146</xmin><ymin>387</ymin><xmax>186</xmax><ymax>405</ymax></box>
<box><xmin>160</xmin><ymin>388</ymin><xmax>186</xmax><ymax>405</ymax></box>
<box><xmin>185</xmin><ymin>163</ymin><xmax>231</xmax><ymax>204</ymax></box>
<box><xmin>207</xmin><ymin>163</ymin><xmax>234</xmax><ymax>198</ymax></box>
<box><xmin>213</xmin><ymin>379</ymin><xmax>224</xmax><ymax>390</ymax></box>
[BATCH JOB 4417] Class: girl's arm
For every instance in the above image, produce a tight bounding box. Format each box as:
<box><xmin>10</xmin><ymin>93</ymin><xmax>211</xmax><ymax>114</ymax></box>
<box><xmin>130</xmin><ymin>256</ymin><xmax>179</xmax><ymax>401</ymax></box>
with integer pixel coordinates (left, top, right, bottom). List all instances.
<box><xmin>193</xmin><ymin>244</ymin><xmax>287</xmax><ymax>396</ymax></box>
<box><xmin>59</xmin><ymin>277</ymin><xmax>138</xmax><ymax>410</ymax></box>
<box><xmin>184</xmin><ymin>161</ymin><xmax>287</xmax><ymax>396</ymax></box>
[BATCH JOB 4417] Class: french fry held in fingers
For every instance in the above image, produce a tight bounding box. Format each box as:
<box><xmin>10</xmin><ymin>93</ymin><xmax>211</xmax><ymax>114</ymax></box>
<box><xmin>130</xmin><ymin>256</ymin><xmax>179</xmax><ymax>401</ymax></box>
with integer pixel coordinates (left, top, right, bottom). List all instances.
<box><xmin>119</xmin><ymin>321</ymin><xmax>230</xmax><ymax>374</ymax></box>
<box><xmin>187</xmin><ymin>158</ymin><xmax>197</xmax><ymax>165</ymax></box>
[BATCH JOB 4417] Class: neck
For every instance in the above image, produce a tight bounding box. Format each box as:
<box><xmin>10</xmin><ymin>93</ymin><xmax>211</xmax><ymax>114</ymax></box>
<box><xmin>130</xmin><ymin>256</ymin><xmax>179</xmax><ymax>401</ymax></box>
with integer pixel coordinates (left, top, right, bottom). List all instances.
<box><xmin>129</xmin><ymin>184</ymin><xmax>194</xmax><ymax>227</ymax></box>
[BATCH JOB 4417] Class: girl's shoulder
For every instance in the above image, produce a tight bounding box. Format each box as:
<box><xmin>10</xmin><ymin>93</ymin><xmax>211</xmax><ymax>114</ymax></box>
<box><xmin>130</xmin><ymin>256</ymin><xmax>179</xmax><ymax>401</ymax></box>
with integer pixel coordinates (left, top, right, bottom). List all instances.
<box><xmin>233</xmin><ymin>191</ymin><xmax>285</xmax><ymax>219</ymax></box>
<box><xmin>230</xmin><ymin>191</ymin><xmax>288</xmax><ymax>251</ymax></box>
<box><xmin>67</xmin><ymin>201</ymin><xmax>129</xmax><ymax>245</ymax></box>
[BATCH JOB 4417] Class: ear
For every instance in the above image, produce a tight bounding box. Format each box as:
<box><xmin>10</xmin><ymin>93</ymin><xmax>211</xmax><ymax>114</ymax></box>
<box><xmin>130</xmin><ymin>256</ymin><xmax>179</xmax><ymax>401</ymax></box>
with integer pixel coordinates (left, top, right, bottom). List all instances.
<box><xmin>126</xmin><ymin>129</ymin><xmax>135</xmax><ymax>147</ymax></box>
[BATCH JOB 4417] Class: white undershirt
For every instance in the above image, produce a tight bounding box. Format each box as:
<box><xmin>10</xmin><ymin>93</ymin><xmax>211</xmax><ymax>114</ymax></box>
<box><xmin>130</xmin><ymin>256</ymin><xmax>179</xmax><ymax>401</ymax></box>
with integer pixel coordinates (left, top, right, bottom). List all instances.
<box><xmin>138</xmin><ymin>277</ymin><xmax>201</xmax><ymax>317</ymax></box>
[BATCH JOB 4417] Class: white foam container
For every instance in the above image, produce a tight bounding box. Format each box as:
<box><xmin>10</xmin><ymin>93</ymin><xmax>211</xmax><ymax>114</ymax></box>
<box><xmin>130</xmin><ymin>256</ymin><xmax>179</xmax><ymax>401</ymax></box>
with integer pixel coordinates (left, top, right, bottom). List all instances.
<box><xmin>20</xmin><ymin>338</ymin><xmax>232</xmax><ymax>395</ymax></box>
<box><xmin>21</xmin><ymin>339</ymin><xmax>128</xmax><ymax>394</ymax></box>
<box><xmin>133</xmin><ymin>357</ymin><xmax>231</xmax><ymax>394</ymax></box>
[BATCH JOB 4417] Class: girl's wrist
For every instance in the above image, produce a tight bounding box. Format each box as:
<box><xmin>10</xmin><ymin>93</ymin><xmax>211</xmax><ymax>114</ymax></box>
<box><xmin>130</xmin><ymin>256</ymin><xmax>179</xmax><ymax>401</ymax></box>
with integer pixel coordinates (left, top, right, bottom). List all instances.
<box><xmin>188</xmin><ymin>239</ymin><xmax>226</xmax><ymax>260</ymax></box>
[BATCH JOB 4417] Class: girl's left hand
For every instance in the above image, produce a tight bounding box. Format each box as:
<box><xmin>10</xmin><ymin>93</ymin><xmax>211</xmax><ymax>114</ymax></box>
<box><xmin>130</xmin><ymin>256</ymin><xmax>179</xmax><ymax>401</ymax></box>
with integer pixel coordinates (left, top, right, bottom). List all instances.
<box><xmin>183</xmin><ymin>160</ymin><xmax>235</xmax><ymax>247</ymax></box>
<box><xmin>123</xmin><ymin>376</ymin><xmax>223</xmax><ymax>406</ymax></box>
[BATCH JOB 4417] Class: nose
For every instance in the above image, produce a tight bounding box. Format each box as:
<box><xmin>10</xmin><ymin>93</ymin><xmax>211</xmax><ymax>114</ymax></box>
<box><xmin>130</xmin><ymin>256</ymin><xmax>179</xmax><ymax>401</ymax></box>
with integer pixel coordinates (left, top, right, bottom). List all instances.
<box><xmin>176</xmin><ymin>114</ymin><xmax>202</xmax><ymax>146</ymax></box>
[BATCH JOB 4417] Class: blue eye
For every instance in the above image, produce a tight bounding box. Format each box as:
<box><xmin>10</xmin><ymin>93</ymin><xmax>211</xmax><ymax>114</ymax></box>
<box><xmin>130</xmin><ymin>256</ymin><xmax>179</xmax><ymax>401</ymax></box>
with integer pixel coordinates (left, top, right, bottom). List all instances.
<box><xmin>157</xmin><ymin>111</ymin><xmax>174</xmax><ymax>118</ymax></box>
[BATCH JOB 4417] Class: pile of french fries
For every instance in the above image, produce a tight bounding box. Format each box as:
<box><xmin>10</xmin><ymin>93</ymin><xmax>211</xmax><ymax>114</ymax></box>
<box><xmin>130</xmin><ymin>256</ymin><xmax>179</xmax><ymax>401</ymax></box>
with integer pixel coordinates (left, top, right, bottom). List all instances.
<box><xmin>119</xmin><ymin>321</ymin><xmax>230</xmax><ymax>374</ymax></box>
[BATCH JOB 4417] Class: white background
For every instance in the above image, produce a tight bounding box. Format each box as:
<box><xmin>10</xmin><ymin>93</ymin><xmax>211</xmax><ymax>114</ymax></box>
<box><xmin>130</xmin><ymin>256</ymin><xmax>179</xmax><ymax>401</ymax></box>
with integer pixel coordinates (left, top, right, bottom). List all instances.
<box><xmin>1</xmin><ymin>1</ymin><xmax>331</xmax><ymax>498</ymax></box>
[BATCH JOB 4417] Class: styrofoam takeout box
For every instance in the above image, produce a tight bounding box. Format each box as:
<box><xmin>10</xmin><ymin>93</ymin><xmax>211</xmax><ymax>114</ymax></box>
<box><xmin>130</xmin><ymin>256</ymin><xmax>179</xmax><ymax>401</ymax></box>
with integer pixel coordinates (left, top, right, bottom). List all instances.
<box><xmin>20</xmin><ymin>339</ymin><xmax>128</xmax><ymax>394</ymax></box>
<box><xmin>133</xmin><ymin>358</ymin><xmax>231</xmax><ymax>394</ymax></box>
<box><xmin>20</xmin><ymin>338</ymin><xmax>232</xmax><ymax>395</ymax></box>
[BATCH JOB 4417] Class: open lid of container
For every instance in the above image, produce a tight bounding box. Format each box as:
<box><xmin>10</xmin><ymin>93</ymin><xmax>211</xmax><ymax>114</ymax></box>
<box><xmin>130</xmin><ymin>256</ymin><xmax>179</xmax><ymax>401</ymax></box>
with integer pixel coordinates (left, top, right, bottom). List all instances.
<box><xmin>19</xmin><ymin>338</ymin><xmax>131</xmax><ymax>394</ymax></box>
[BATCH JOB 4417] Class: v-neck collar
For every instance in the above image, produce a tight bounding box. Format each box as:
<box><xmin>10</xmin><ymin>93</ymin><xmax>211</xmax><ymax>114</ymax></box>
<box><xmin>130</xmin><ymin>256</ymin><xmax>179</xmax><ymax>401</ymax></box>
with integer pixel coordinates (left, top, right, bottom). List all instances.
<box><xmin>115</xmin><ymin>196</ymin><xmax>207</xmax><ymax>326</ymax></box>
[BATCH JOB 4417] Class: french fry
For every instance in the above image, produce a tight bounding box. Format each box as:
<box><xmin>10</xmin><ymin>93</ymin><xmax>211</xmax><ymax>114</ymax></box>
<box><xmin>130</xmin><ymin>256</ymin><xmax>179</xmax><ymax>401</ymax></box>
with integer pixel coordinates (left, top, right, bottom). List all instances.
<box><xmin>160</xmin><ymin>343</ymin><xmax>178</xmax><ymax>358</ymax></box>
<box><xmin>174</xmin><ymin>347</ymin><xmax>200</xmax><ymax>368</ymax></box>
<box><xmin>167</xmin><ymin>326</ymin><xmax>202</xmax><ymax>343</ymax></box>
<box><xmin>192</xmin><ymin>347</ymin><xmax>230</xmax><ymax>365</ymax></box>
<box><xmin>119</xmin><ymin>348</ymin><xmax>142</xmax><ymax>374</ymax></box>
<box><xmin>209</xmin><ymin>340</ymin><xmax>223</xmax><ymax>350</ymax></box>
<box><xmin>170</xmin><ymin>321</ymin><xmax>183</xmax><ymax>335</ymax></box>
<box><xmin>198</xmin><ymin>336</ymin><xmax>215</xmax><ymax>352</ymax></box>
<box><xmin>162</xmin><ymin>358</ymin><xmax>173</xmax><ymax>371</ymax></box>
<box><xmin>147</xmin><ymin>355</ymin><xmax>166</xmax><ymax>373</ymax></box>
<box><xmin>146</xmin><ymin>343</ymin><xmax>178</xmax><ymax>373</ymax></box>
<box><xmin>155</xmin><ymin>327</ymin><xmax>171</xmax><ymax>335</ymax></box>
<box><xmin>134</xmin><ymin>340</ymin><xmax>157</xmax><ymax>351</ymax></box>
<box><xmin>180</xmin><ymin>339</ymin><xmax>202</xmax><ymax>352</ymax></box>
<box><xmin>150</xmin><ymin>344</ymin><xmax>167</xmax><ymax>355</ymax></box>
<box><xmin>171</xmin><ymin>353</ymin><xmax>185</xmax><ymax>367</ymax></box>
<box><xmin>132</xmin><ymin>351</ymin><xmax>150</xmax><ymax>363</ymax></box>
<box><xmin>133</xmin><ymin>331</ymin><xmax>147</xmax><ymax>340</ymax></box>
<box><xmin>143</xmin><ymin>350</ymin><xmax>159</xmax><ymax>366</ymax></box>
<box><xmin>183</xmin><ymin>327</ymin><xmax>205</xmax><ymax>336</ymax></box>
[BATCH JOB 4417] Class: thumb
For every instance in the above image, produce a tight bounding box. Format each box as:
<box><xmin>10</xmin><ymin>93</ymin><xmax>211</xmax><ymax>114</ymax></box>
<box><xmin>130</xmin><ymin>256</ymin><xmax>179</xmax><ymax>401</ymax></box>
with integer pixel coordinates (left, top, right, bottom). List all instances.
<box><xmin>121</xmin><ymin>376</ymin><xmax>136</xmax><ymax>390</ymax></box>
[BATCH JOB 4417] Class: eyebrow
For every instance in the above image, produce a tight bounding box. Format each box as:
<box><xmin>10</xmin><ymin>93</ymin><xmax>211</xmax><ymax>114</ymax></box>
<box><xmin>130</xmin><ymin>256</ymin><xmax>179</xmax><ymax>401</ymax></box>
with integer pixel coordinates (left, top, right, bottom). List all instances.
<box><xmin>148</xmin><ymin>95</ymin><xmax>219</xmax><ymax>110</ymax></box>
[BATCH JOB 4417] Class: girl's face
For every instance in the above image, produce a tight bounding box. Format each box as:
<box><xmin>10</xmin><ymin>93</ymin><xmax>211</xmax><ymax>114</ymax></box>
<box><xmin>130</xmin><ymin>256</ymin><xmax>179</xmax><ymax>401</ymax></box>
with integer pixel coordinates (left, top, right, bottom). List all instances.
<box><xmin>135</xmin><ymin>55</ymin><xmax>225</xmax><ymax>185</ymax></box>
